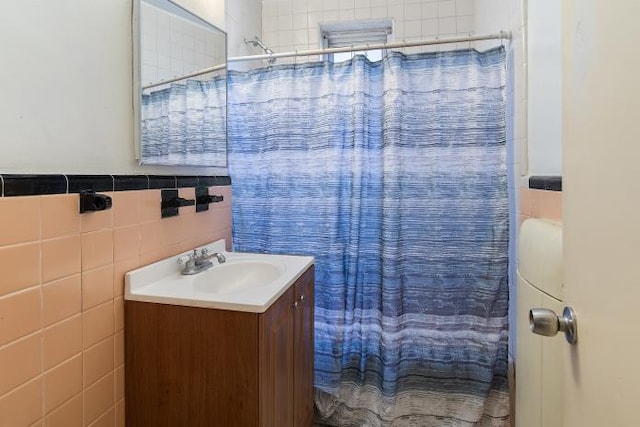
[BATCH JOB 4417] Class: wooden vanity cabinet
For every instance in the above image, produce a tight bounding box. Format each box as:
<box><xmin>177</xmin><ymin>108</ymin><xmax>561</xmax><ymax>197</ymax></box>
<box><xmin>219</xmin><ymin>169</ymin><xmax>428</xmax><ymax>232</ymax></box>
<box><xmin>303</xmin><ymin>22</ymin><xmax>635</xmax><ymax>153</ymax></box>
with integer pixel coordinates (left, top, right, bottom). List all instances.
<box><xmin>125</xmin><ymin>265</ymin><xmax>314</xmax><ymax>427</ymax></box>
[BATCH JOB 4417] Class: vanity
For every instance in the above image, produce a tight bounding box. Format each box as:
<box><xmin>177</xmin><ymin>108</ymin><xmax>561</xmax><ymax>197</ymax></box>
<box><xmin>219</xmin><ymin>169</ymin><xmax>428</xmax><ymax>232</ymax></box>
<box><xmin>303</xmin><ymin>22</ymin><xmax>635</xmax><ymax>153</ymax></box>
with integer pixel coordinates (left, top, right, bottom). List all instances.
<box><xmin>124</xmin><ymin>240</ymin><xmax>315</xmax><ymax>426</ymax></box>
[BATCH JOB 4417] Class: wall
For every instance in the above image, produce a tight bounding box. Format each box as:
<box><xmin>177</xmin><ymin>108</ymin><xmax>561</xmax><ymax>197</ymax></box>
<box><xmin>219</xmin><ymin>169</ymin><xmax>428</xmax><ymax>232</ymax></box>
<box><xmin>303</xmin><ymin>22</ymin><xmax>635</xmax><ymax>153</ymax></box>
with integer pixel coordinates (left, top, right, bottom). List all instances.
<box><xmin>260</xmin><ymin>0</ymin><xmax>476</xmax><ymax>64</ymax></box>
<box><xmin>0</xmin><ymin>0</ymin><xmax>246</xmax><ymax>176</ymax></box>
<box><xmin>0</xmin><ymin>184</ymin><xmax>231</xmax><ymax>426</ymax></box>
<box><xmin>476</xmin><ymin>0</ymin><xmax>563</xmax><ymax>180</ymax></box>
<box><xmin>519</xmin><ymin>188</ymin><xmax>562</xmax><ymax>224</ymax></box>
<box><xmin>527</xmin><ymin>0</ymin><xmax>562</xmax><ymax>176</ymax></box>
<box><xmin>0</xmin><ymin>0</ymin><xmax>260</xmax><ymax>425</ymax></box>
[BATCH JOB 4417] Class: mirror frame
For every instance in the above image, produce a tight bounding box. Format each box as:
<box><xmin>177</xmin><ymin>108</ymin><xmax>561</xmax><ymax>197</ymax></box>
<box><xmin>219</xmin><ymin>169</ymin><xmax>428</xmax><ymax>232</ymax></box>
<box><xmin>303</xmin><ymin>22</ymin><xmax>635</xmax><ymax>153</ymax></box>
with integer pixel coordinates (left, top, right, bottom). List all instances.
<box><xmin>132</xmin><ymin>0</ymin><xmax>228</xmax><ymax>167</ymax></box>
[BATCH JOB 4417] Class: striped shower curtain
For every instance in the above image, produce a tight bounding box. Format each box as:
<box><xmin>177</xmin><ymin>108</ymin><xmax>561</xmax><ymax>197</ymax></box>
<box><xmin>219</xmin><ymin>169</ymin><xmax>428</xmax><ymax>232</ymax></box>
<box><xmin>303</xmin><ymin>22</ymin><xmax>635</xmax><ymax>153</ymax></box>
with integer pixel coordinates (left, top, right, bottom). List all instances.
<box><xmin>228</xmin><ymin>49</ymin><xmax>509</xmax><ymax>426</ymax></box>
<box><xmin>140</xmin><ymin>77</ymin><xmax>227</xmax><ymax>166</ymax></box>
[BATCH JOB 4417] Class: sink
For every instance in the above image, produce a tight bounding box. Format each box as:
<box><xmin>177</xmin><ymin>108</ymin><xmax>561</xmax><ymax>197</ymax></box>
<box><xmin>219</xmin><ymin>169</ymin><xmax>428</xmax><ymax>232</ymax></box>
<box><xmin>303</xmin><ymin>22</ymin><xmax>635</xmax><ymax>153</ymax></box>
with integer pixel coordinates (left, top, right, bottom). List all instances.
<box><xmin>193</xmin><ymin>259</ymin><xmax>284</xmax><ymax>294</ymax></box>
<box><xmin>125</xmin><ymin>239</ymin><xmax>314</xmax><ymax>313</ymax></box>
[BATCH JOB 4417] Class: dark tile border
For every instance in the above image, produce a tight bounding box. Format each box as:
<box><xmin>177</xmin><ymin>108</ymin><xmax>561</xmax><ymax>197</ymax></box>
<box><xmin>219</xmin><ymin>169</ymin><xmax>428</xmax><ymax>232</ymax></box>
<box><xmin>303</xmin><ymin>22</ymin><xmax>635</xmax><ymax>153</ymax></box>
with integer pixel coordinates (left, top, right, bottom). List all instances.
<box><xmin>68</xmin><ymin>175</ymin><xmax>114</xmax><ymax>193</ymax></box>
<box><xmin>0</xmin><ymin>174</ymin><xmax>230</xmax><ymax>197</ymax></box>
<box><xmin>176</xmin><ymin>175</ymin><xmax>199</xmax><ymax>188</ymax></box>
<box><xmin>3</xmin><ymin>174</ymin><xmax>67</xmax><ymax>197</ymax></box>
<box><xmin>148</xmin><ymin>175</ymin><xmax>177</xmax><ymax>189</ymax></box>
<box><xmin>529</xmin><ymin>176</ymin><xmax>562</xmax><ymax>191</ymax></box>
<box><xmin>114</xmin><ymin>175</ymin><xmax>149</xmax><ymax>191</ymax></box>
<box><xmin>199</xmin><ymin>175</ymin><xmax>231</xmax><ymax>187</ymax></box>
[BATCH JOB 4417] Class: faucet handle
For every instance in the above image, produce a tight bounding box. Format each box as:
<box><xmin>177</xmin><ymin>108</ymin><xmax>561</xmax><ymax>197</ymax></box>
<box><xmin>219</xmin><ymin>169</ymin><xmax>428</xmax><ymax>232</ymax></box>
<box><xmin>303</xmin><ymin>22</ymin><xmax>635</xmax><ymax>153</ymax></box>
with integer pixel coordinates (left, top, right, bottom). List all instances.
<box><xmin>177</xmin><ymin>250</ymin><xmax>197</xmax><ymax>265</ymax></box>
<box><xmin>200</xmin><ymin>248</ymin><xmax>211</xmax><ymax>257</ymax></box>
<box><xmin>177</xmin><ymin>255</ymin><xmax>192</xmax><ymax>266</ymax></box>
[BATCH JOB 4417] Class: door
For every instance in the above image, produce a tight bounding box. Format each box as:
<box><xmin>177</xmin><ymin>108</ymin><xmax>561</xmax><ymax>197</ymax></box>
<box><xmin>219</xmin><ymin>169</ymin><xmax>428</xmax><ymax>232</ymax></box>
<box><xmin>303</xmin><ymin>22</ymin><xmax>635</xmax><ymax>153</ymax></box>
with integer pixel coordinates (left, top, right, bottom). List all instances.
<box><xmin>293</xmin><ymin>266</ymin><xmax>315</xmax><ymax>427</ymax></box>
<box><xmin>259</xmin><ymin>285</ymin><xmax>295</xmax><ymax>427</ymax></box>
<box><xmin>563</xmin><ymin>0</ymin><xmax>640</xmax><ymax>425</ymax></box>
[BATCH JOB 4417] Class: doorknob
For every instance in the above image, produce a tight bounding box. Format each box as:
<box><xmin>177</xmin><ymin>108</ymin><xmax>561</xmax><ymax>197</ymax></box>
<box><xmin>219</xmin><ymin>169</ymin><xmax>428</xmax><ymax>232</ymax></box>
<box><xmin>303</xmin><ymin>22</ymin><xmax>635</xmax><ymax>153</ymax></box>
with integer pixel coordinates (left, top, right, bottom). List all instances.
<box><xmin>529</xmin><ymin>306</ymin><xmax>578</xmax><ymax>344</ymax></box>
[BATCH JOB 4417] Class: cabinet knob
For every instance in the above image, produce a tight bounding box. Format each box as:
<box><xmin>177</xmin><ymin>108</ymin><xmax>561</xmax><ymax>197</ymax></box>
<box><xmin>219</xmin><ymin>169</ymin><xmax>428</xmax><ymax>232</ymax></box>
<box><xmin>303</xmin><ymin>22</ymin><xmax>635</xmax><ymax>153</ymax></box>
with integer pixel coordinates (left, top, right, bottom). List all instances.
<box><xmin>292</xmin><ymin>301</ymin><xmax>299</xmax><ymax>308</ymax></box>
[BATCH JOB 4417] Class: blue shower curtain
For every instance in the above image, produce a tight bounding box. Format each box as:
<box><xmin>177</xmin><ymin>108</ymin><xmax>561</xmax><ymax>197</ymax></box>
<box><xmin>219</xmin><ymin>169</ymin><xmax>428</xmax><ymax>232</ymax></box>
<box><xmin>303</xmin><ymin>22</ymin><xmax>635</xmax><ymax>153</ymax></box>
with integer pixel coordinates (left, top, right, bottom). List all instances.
<box><xmin>228</xmin><ymin>49</ymin><xmax>509</xmax><ymax>426</ymax></box>
<box><xmin>140</xmin><ymin>77</ymin><xmax>226</xmax><ymax>166</ymax></box>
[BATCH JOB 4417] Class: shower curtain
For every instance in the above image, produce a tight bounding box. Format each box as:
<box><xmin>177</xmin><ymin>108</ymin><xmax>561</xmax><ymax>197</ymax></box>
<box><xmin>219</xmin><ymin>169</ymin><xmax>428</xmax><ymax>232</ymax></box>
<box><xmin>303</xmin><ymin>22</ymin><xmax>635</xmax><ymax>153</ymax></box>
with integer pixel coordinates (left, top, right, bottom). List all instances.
<box><xmin>228</xmin><ymin>49</ymin><xmax>509</xmax><ymax>426</ymax></box>
<box><xmin>140</xmin><ymin>77</ymin><xmax>226</xmax><ymax>166</ymax></box>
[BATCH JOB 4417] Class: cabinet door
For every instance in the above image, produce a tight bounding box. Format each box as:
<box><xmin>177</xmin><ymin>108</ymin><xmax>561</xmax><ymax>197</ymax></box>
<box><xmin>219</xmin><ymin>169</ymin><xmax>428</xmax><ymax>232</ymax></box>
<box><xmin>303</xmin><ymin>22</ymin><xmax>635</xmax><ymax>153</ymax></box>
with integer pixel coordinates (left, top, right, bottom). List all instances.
<box><xmin>294</xmin><ymin>266</ymin><xmax>315</xmax><ymax>427</ymax></box>
<box><xmin>259</xmin><ymin>285</ymin><xmax>295</xmax><ymax>427</ymax></box>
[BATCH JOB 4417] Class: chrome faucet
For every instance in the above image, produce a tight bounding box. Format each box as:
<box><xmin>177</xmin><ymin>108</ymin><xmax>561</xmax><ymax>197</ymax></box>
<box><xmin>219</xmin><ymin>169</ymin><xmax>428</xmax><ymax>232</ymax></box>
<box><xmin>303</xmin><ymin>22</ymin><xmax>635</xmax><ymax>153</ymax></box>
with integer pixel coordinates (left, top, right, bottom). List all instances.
<box><xmin>178</xmin><ymin>248</ymin><xmax>226</xmax><ymax>275</ymax></box>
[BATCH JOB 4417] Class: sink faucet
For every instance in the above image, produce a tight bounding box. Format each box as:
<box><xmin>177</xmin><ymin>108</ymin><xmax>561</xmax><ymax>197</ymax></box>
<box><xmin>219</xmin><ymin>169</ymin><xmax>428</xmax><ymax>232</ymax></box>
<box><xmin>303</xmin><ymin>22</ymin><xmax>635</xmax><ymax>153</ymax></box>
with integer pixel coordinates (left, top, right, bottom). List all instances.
<box><xmin>178</xmin><ymin>248</ymin><xmax>226</xmax><ymax>275</ymax></box>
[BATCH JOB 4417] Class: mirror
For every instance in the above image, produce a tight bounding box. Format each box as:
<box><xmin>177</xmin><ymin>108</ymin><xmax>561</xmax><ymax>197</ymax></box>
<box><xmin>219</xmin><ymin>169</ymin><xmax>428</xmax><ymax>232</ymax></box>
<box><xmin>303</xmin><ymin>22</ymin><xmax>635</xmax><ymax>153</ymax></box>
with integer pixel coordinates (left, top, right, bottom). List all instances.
<box><xmin>134</xmin><ymin>0</ymin><xmax>227</xmax><ymax>167</ymax></box>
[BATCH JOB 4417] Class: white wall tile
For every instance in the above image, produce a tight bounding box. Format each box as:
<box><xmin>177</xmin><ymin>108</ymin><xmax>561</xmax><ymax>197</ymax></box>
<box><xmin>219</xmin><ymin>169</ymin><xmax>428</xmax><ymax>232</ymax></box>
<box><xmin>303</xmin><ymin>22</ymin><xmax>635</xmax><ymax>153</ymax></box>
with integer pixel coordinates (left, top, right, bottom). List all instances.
<box><xmin>278</xmin><ymin>14</ymin><xmax>294</xmax><ymax>31</ymax></box>
<box><xmin>339</xmin><ymin>0</ymin><xmax>355</xmax><ymax>9</ymax></box>
<box><xmin>292</xmin><ymin>0</ymin><xmax>309</xmax><ymax>14</ymax></box>
<box><xmin>422</xmin><ymin>19</ymin><xmax>439</xmax><ymax>37</ymax></box>
<box><xmin>278</xmin><ymin>30</ymin><xmax>294</xmax><ymax>46</ymax></box>
<box><xmin>339</xmin><ymin>8</ymin><xmax>356</xmax><ymax>21</ymax></box>
<box><xmin>293</xmin><ymin>29</ymin><xmax>309</xmax><ymax>46</ymax></box>
<box><xmin>404</xmin><ymin>3</ymin><xmax>422</xmax><ymax>20</ymax></box>
<box><xmin>405</xmin><ymin>20</ymin><xmax>422</xmax><ymax>38</ymax></box>
<box><xmin>308</xmin><ymin>28</ymin><xmax>320</xmax><ymax>46</ymax></box>
<box><xmin>354</xmin><ymin>8</ymin><xmax>372</xmax><ymax>19</ymax></box>
<box><xmin>438</xmin><ymin>17</ymin><xmax>457</xmax><ymax>34</ymax></box>
<box><xmin>262</xmin><ymin>2</ymin><xmax>277</xmax><ymax>17</ymax></box>
<box><xmin>388</xmin><ymin>3</ymin><xmax>404</xmax><ymax>21</ymax></box>
<box><xmin>370</xmin><ymin>6</ymin><xmax>387</xmax><ymax>18</ymax></box>
<box><xmin>308</xmin><ymin>0</ymin><xmax>323</xmax><ymax>12</ymax></box>
<box><xmin>456</xmin><ymin>0</ymin><xmax>474</xmax><ymax>16</ymax></box>
<box><xmin>422</xmin><ymin>2</ymin><xmax>439</xmax><ymax>19</ymax></box>
<box><xmin>262</xmin><ymin>0</ymin><xmax>477</xmax><ymax>57</ymax></box>
<box><xmin>456</xmin><ymin>15</ymin><xmax>474</xmax><ymax>34</ymax></box>
<box><xmin>323</xmin><ymin>10</ymin><xmax>340</xmax><ymax>22</ymax></box>
<box><xmin>438</xmin><ymin>1</ymin><xmax>456</xmax><ymax>18</ymax></box>
<box><xmin>277</xmin><ymin>1</ymin><xmax>293</xmax><ymax>16</ymax></box>
<box><xmin>263</xmin><ymin>31</ymin><xmax>278</xmax><ymax>47</ymax></box>
<box><xmin>263</xmin><ymin>16</ymin><xmax>278</xmax><ymax>33</ymax></box>
<box><xmin>293</xmin><ymin>13</ymin><xmax>308</xmax><ymax>30</ymax></box>
<box><xmin>324</xmin><ymin>0</ymin><xmax>341</xmax><ymax>11</ymax></box>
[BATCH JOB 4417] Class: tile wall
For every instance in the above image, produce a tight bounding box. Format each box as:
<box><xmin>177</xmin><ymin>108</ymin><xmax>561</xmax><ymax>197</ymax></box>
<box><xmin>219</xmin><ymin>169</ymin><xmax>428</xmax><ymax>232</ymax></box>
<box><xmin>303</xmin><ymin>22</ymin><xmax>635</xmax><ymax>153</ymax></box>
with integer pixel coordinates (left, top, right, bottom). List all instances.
<box><xmin>0</xmin><ymin>186</ymin><xmax>231</xmax><ymax>426</ymax></box>
<box><xmin>519</xmin><ymin>187</ymin><xmax>562</xmax><ymax>224</ymax></box>
<box><xmin>260</xmin><ymin>0</ymin><xmax>476</xmax><ymax>63</ymax></box>
<box><xmin>141</xmin><ymin>2</ymin><xmax>226</xmax><ymax>88</ymax></box>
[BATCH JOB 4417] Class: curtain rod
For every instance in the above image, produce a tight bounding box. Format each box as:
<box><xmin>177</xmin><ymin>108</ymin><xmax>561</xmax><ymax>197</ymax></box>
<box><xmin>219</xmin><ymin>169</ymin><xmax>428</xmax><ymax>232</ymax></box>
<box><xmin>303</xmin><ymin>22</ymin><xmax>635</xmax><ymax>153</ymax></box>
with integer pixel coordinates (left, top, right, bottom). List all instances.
<box><xmin>143</xmin><ymin>31</ymin><xmax>510</xmax><ymax>91</ymax></box>
<box><xmin>143</xmin><ymin>64</ymin><xmax>226</xmax><ymax>90</ymax></box>
<box><xmin>229</xmin><ymin>31</ymin><xmax>511</xmax><ymax>62</ymax></box>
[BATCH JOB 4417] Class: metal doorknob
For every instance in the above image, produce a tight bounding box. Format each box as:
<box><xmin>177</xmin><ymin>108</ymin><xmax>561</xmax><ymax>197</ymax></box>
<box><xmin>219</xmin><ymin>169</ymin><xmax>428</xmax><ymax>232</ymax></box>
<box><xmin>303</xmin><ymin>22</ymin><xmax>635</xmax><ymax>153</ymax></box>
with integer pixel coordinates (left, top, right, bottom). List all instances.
<box><xmin>529</xmin><ymin>306</ymin><xmax>578</xmax><ymax>344</ymax></box>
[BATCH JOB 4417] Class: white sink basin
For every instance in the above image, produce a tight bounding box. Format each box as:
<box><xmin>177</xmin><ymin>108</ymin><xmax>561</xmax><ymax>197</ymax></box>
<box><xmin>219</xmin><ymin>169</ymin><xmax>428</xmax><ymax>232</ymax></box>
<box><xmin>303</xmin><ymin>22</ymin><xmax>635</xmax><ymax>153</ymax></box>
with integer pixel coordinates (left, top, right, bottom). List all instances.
<box><xmin>125</xmin><ymin>239</ymin><xmax>314</xmax><ymax>313</ymax></box>
<box><xmin>193</xmin><ymin>259</ymin><xmax>284</xmax><ymax>295</ymax></box>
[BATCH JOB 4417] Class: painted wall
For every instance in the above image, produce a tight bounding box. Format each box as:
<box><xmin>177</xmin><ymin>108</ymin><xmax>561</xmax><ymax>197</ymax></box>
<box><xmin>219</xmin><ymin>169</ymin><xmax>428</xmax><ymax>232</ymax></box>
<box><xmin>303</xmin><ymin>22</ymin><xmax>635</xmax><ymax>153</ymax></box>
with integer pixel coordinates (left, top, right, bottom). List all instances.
<box><xmin>0</xmin><ymin>0</ymin><xmax>259</xmax><ymax>176</ymax></box>
<box><xmin>527</xmin><ymin>0</ymin><xmax>562</xmax><ymax>176</ymax></box>
<box><xmin>0</xmin><ymin>1</ymin><xmax>259</xmax><ymax>425</ymax></box>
